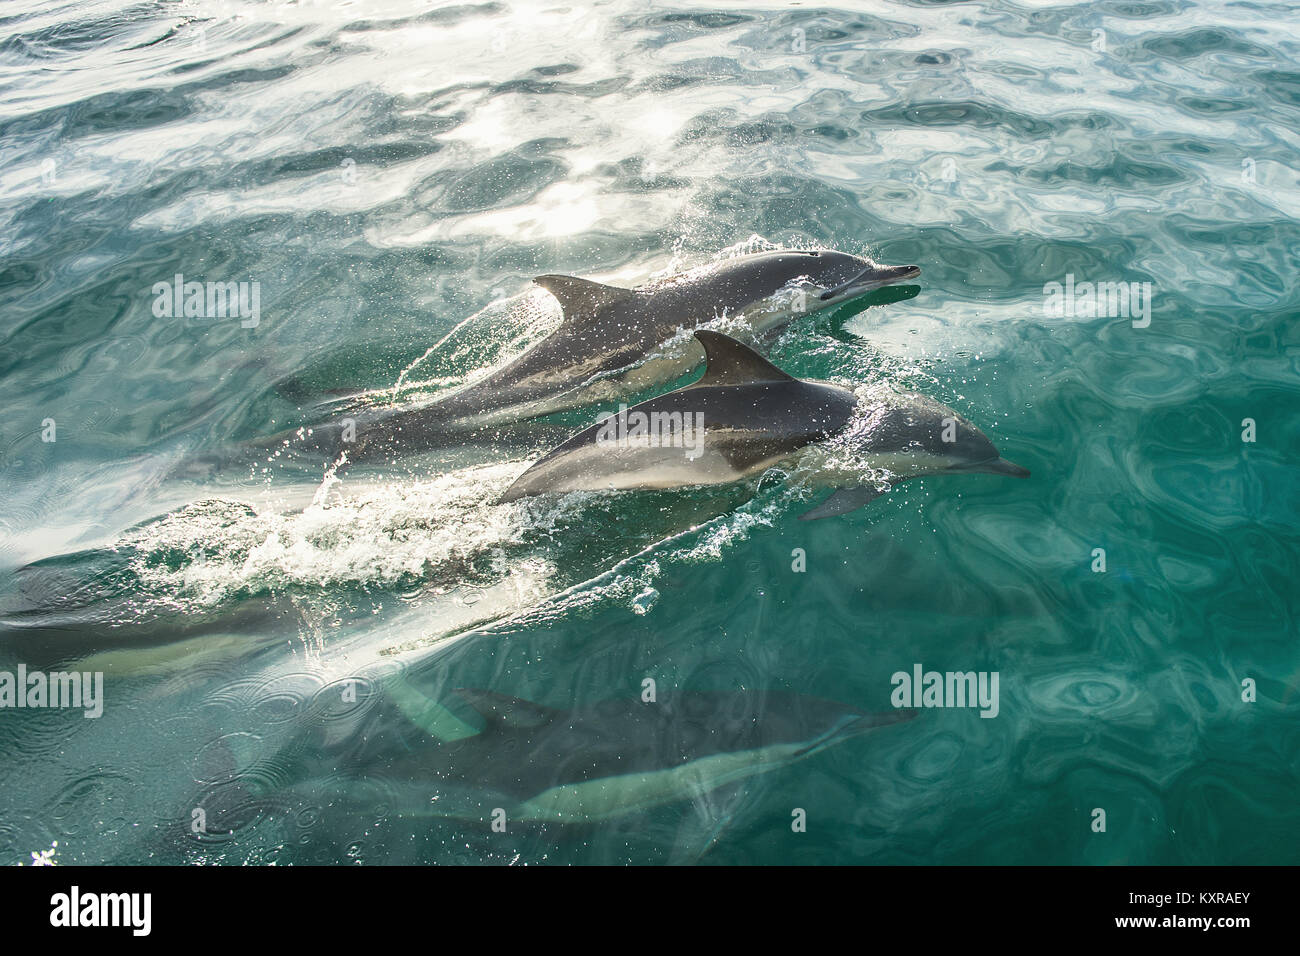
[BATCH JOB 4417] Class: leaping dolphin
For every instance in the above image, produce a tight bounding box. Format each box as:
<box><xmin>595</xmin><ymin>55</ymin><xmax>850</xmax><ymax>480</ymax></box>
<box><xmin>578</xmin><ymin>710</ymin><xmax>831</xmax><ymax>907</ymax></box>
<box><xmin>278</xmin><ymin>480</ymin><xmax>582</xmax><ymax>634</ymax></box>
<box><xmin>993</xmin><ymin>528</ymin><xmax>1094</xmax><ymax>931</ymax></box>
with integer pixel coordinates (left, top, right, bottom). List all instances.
<box><xmin>248</xmin><ymin>250</ymin><xmax>919</xmax><ymax>467</ymax></box>
<box><xmin>500</xmin><ymin>330</ymin><xmax>1029</xmax><ymax>519</ymax></box>
<box><xmin>430</xmin><ymin>249</ymin><xmax>919</xmax><ymax>426</ymax></box>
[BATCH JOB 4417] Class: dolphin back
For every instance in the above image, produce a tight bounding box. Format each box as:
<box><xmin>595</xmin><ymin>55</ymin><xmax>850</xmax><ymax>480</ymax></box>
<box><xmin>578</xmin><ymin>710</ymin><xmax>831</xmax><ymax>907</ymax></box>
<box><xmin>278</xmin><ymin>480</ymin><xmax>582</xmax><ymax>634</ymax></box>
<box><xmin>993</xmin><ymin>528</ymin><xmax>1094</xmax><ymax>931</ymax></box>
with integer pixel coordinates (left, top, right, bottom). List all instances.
<box><xmin>499</xmin><ymin>332</ymin><xmax>858</xmax><ymax>502</ymax></box>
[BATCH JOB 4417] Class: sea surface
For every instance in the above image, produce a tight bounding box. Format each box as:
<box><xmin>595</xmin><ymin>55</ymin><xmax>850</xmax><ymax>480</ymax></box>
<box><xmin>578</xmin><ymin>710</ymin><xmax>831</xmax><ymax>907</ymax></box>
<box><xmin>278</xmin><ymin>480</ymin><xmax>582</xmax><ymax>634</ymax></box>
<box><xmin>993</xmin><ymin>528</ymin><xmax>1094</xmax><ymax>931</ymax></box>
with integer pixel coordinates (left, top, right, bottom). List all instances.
<box><xmin>0</xmin><ymin>0</ymin><xmax>1297</xmax><ymax>865</ymax></box>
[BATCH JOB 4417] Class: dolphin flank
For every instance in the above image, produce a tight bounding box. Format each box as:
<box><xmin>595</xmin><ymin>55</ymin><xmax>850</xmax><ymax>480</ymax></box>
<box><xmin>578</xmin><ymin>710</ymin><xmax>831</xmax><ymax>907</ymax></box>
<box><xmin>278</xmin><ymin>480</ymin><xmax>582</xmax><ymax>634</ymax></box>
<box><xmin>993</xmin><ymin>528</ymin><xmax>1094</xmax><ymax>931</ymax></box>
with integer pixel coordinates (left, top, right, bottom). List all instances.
<box><xmin>499</xmin><ymin>330</ymin><xmax>1029</xmax><ymax>519</ymax></box>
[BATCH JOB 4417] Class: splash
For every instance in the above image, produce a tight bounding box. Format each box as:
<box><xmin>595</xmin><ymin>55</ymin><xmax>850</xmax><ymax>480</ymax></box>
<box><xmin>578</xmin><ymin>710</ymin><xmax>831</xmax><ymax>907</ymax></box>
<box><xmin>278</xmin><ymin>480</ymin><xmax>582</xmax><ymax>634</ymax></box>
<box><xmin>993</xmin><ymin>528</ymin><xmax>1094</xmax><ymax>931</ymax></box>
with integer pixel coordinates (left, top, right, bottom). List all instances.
<box><xmin>325</xmin><ymin>287</ymin><xmax>563</xmax><ymax>414</ymax></box>
<box><xmin>120</xmin><ymin>461</ymin><xmax>540</xmax><ymax>609</ymax></box>
<box><xmin>18</xmin><ymin>841</ymin><xmax>58</xmax><ymax>866</ymax></box>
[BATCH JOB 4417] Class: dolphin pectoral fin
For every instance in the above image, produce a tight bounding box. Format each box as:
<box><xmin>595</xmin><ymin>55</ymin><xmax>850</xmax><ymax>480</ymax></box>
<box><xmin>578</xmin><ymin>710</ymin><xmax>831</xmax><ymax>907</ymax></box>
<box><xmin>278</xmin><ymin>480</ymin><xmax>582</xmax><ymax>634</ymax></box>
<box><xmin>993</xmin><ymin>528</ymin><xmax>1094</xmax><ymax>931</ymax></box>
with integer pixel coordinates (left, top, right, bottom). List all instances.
<box><xmin>667</xmin><ymin>782</ymin><xmax>746</xmax><ymax>866</ymax></box>
<box><xmin>533</xmin><ymin>275</ymin><xmax>636</xmax><ymax>321</ymax></box>
<box><xmin>387</xmin><ymin>675</ymin><xmax>481</xmax><ymax>742</ymax></box>
<box><xmin>798</xmin><ymin>484</ymin><xmax>893</xmax><ymax>520</ymax></box>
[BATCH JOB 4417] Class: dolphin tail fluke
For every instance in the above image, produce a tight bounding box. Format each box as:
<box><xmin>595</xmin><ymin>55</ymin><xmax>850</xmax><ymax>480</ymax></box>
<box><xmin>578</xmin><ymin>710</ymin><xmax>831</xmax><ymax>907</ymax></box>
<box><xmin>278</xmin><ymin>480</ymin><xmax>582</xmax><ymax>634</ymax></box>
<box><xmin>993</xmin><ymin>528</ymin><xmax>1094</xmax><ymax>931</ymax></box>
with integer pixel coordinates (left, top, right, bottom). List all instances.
<box><xmin>798</xmin><ymin>484</ymin><xmax>891</xmax><ymax>520</ymax></box>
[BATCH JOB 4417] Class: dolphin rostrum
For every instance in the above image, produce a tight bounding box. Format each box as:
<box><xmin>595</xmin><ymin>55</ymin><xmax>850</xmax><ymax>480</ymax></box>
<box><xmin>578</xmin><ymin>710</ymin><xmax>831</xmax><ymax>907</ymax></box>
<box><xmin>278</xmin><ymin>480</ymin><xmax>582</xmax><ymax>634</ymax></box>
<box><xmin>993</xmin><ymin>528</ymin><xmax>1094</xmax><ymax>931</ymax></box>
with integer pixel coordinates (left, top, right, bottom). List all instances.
<box><xmin>500</xmin><ymin>330</ymin><xmax>1029</xmax><ymax>519</ymax></box>
<box><xmin>258</xmin><ymin>687</ymin><xmax>915</xmax><ymax>827</ymax></box>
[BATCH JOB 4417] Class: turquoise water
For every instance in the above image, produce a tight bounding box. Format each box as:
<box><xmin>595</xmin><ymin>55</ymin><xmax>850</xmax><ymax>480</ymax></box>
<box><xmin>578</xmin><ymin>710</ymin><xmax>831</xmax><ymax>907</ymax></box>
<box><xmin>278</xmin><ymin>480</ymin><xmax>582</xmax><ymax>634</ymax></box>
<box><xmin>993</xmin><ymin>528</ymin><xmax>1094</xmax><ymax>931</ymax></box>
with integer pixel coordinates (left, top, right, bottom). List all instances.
<box><xmin>1</xmin><ymin>0</ymin><xmax>1297</xmax><ymax>865</ymax></box>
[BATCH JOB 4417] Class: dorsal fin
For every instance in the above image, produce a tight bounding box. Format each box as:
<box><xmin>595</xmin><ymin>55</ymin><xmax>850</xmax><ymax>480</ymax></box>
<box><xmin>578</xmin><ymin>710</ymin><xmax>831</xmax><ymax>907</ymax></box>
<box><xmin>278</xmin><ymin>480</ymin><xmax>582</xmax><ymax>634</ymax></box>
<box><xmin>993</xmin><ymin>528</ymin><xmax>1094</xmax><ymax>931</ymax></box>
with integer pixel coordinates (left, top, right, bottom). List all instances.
<box><xmin>533</xmin><ymin>275</ymin><xmax>635</xmax><ymax>321</ymax></box>
<box><xmin>454</xmin><ymin>688</ymin><xmax>561</xmax><ymax>731</ymax></box>
<box><xmin>690</xmin><ymin>330</ymin><xmax>797</xmax><ymax>388</ymax></box>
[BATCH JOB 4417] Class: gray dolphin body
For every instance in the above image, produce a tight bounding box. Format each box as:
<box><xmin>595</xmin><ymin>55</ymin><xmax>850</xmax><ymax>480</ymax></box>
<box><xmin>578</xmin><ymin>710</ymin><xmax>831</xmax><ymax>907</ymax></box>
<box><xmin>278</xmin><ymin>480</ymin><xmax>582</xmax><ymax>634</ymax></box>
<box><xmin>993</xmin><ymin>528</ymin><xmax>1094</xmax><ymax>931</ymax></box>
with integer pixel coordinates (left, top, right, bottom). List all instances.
<box><xmin>501</xmin><ymin>330</ymin><xmax>1029</xmax><ymax>519</ymax></box>
<box><xmin>269</xmin><ymin>251</ymin><xmax>918</xmax><ymax>460</ymax></box>
<box><xmin>233</xmin><ymin>251</ymin><xmax>918</xmax><ymax>471</ymax></box>
<box><xmin>267</xmin><ymin>687</ymin><xmax>913</xmax><ymax>826</ymax></box>
<box><xmin>430</xmin><ymin>249</ymin><xmax>919</xmax><ymax>427</ymax></box>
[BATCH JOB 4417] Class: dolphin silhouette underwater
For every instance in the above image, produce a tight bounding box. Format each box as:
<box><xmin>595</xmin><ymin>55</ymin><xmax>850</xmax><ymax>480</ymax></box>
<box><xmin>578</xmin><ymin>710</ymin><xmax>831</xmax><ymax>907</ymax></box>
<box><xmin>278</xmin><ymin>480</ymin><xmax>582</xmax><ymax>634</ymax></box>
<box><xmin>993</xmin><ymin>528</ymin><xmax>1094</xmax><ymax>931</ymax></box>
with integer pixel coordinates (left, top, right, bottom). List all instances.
<box><xmin>253</xmin><ymin>686</ymin><xmax>915</xmax><ymax>829</ymax></box>
<box><xmin>246</xmin><ymin>249</ymin><xmax>920</xmax><ymax>466</ymax></box>
<box><xmin>501</xmin><ymin>330</ymin><xmax>1029</xmax><ymax>519</ymax></box>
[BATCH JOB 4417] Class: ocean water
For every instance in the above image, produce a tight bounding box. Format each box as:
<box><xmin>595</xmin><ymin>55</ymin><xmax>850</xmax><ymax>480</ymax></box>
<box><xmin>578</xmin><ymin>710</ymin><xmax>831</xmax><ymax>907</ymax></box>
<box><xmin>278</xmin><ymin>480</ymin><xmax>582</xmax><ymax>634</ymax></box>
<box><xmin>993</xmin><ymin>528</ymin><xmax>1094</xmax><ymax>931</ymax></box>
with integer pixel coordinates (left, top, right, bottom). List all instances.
<box><xmin>0</xmin><ymin>0</ymin><xmax>1297</xmax><ymax>866</ymax></box>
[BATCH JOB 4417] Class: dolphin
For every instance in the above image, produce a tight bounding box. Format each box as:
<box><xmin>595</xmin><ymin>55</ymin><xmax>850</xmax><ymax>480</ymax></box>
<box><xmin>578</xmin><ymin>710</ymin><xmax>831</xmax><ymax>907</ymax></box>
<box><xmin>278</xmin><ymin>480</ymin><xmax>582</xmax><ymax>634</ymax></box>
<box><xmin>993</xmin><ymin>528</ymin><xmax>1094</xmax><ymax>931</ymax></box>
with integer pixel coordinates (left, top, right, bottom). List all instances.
<box><xmin>248</xmin><ymin>250</ymin><xmax>919</xmax><ymax>464</ymax></box>
<box><xmin>258</xmin><ymin>687</ymin><xmax>915</xmax><ymax>827</ymax></box>
<box><xmin>422</xmin><ymin>249</ymin><xmax>919</xmax><ymax>427</ymax></box>
<box><xmin>500</xmin><ymin>330</ymin><xmax>1029</xmax><ymax>519</ymax></box>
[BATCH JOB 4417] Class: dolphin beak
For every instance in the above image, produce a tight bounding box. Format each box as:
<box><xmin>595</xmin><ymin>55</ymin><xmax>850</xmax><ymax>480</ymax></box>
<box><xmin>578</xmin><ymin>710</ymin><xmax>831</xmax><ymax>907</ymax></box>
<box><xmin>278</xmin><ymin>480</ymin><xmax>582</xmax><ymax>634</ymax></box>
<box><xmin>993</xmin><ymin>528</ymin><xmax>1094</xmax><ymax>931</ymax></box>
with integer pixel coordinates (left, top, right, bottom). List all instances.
<box><xmin>972</xmin><ymin>457</ymin><xmax>1031</xmax><ymax>478</ymax></box>
<box><xmin>818</xmin><ymin>263</ymin><xmax>922</xmax><ymax>300</ymax></box>
<box><xmin>874</xmin><ymin>263</ymin><xmax>922</xmax><ymax>283</ymax></box>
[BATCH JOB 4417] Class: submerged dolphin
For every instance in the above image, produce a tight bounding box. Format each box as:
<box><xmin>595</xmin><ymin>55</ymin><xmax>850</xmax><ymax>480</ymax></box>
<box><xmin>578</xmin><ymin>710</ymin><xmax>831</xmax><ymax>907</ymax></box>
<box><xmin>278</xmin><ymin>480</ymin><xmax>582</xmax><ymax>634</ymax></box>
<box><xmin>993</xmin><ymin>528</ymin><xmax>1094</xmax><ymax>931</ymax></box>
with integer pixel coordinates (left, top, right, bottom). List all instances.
<box><xmin>500</xmin><ymin>330</ymin><xmax>1029</xmax><ymax>519</ymax></box>
<box><xmin>263</xmin><ymin>687</ymin><xmax>914</xmax><ymax>826</ymax></box>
